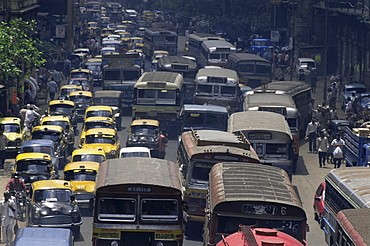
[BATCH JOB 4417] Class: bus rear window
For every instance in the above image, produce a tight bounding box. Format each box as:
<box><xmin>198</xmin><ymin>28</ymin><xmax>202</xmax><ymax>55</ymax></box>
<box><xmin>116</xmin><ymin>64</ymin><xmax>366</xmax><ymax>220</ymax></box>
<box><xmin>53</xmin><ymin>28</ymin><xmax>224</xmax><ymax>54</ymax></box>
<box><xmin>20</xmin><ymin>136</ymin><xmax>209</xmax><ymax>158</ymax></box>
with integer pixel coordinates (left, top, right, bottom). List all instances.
<box><xmin>98</xmin><ymin>198</ymin><xmax>136</xmax><ymax>222</ymax></box>
<box><xmin>141</xmin><ymin>199</ymin><xmax>178</xmax><ymax>222</ymax></box>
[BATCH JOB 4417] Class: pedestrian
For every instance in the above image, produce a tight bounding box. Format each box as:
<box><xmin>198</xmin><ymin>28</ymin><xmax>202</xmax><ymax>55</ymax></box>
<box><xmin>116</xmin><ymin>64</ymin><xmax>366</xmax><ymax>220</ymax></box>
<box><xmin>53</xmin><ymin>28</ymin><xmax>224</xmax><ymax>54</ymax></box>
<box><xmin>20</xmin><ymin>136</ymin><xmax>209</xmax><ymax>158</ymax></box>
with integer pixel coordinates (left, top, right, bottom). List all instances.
<box><xmin>52</xmin><ymin>69</ymin><xmax>62</xmax><ymax>86</ymax></box>
<box><xmin>305</xmin><ymin>118</ymin><xmax>319</xmax><ymax>153</ymax></box>
<box><xmin>158</xmin><ymin>129</ymin><xmax>168</xmax><ymax>159</ymax></box>
<box><xmin>24</xmin><ymin>86</ymin><xmax>33</xmax><ymax>105</ymax></box>
<box><xmin>331</xmin><ymin>134</ymin><xmax>345</xmax><ymax>168</ymax></box>
<box><xmin>326</xmin><ymin>88</ymin><xmax>333</xmax><ymax>109</ymax></box>
<box><xmin>64</xmin><ymin>57</ymin><xmax>71</xmax><ymax>79</ymax></box>
<box><xmin>0</xmin><ymin>128</ymin><xmax>8</xmax><ymax>169</ymax></box>
<box><xmin>0</xmin><ymin>191</ymin><xmax>17</xmax><ymax>246</ymax></box>
<box><xmin>331</xmin><ymin>82</ymin><xmax>337</xmax><ymax>109</ymax></box>
<box><xmin>345</xmin><ymin>96</ymin><xmax>353</xmax><ymax>119</ymax></box>
<box><xmin>317</xmin><ymin>131</ymin><xmax>329</xmax><ymax>168</ymax></box>
<box><xmin>48</xmin><ymin>79</ymin><xmax>58</xmax><ymax>101</ymax></box>
<box><xmin>24</xmin><ymin>107</ymin><xmax>40</xmax><ymax>131</ymax></box>
<box><xmin>185</xmin><ymin>29</ymin><xmax>189</xmax><ymax>41</ymax></box>
<box><xmin>310</xmin><ymin>71</ymin><xmax>317</xmax><ymax>93</ymax></box>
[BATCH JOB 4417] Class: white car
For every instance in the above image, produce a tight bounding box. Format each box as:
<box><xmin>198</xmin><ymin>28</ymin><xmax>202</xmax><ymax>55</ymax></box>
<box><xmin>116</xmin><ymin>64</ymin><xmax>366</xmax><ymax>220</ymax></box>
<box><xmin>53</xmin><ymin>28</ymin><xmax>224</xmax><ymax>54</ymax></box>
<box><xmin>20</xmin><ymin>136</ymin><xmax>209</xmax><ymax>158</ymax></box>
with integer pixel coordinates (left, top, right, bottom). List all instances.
<box><xmin>120</xmin><ymin>147</ymin><xmax>151</xmax><ymax>158</ymax></box>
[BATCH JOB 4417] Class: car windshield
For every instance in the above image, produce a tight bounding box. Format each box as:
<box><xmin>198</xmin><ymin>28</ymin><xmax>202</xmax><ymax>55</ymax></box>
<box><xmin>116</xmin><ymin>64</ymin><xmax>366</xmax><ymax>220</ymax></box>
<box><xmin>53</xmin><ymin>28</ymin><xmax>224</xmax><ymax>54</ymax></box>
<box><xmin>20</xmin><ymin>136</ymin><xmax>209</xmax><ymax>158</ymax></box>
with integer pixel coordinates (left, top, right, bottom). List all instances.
<box><xmin>49</xmin><ymin>105</ymin><xmax>73</xmax><ymax>115</ymax></box>
<box><xmin>72</xmin><ymin>154</ymin><xmax>105</xmax><ymax>163</ymax></box>
<box><xmin>86</xmin><ymin>65</ymin><xmax>101</xmax><ymax>72</ymax></box>
<box><xmin>31</xmin><ymin>132</ymin><xmax>61</xmax><ymax>142</ymax></box>
<box><xmin>34</xmin><ymin>189</ymin><xmax>71</xmax><ymax>203</ymax></box>
<box><xmin>42</xmin><ymin>121</ymin><xmax>69</xmax><ymax>130</ymax></box>
<box><xmin>70</xmin><ymin>96</ymin><xmax>91</xmax><ymax>103</ymax></box>
<box><xmin>345</xmin><ymin>87</ymin><xmax>366</xmax><ymax>94</ymax></box>
<box><xmin>70</xmin><ymin>81</ymin><xmax>88</xmax><ymax>87</ymax></box>
<box><xmin>22</xmin><ymin>146</ymin><xmax>53</xmax><ymax>155</ymax></box>
<box><xmin>64</xmin><ymin>170</ymin><xmax>97</xmax><ymax>181</ymax></box>
<box><xmin>1</xmin><ymin>124</ymin><xmax>20</xmax><ymax>133</ymax></box>
<box><xmin>131</xmin><ymin>125</ymin><xmax>158</xmax><ymax>135</ymax></box>
<box><xmin>361</xmin><ymin>96</ymin><xmax>370</xmax><ymax>104</ymax></box>
<box><xmin>85</xmin><ymin>121</ymin><xmax>113</xmax><ymax>130</ymax></box>
<box><xmin>16</xmin><ymin>160</ymin><xmax>50</xmax><ymax>173</ymax></box>
<box><xmin>85</xmin><ymin>135</ymin><xmax>115</xmax><ymax>144</ymax></box>
<box><xmin>121</xmin><ymin>152</ymin><xmax>149</xmax><ymax>158</ymax></box>
<box><xmin>71</xmin><ymin>72</ymin><xmax>89</xmax><ymax>79</ymax></box>
<box><xmin>61</xmin><ymin>88</ymin><xmax>79</xmax><ymax>96</ymax></box>
<box><xmin>86</xmin><ymin>110</ymin><xmax>112</xmax><ymax>118</ymax></box>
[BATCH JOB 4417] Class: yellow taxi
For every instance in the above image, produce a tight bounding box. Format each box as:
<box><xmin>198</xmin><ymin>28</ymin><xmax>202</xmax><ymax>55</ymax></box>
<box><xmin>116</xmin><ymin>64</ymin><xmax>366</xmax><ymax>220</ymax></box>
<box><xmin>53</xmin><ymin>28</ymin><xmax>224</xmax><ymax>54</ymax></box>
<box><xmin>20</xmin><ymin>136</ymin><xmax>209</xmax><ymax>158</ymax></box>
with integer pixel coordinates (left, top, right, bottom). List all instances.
<box><xmin>70</xmin><ymin>68</ymin><xmax>93</xmax><ymax>85</ymax></box>
<box><xmin>115</xmin><ymin>24</ymin><xmax>128</xmax><ymax>32</ymax></box>
<box><xmin>40</xmin><ymin>115</ymin><xmax>74</xmax><ymax>151</ymax></box>
<box><xmin>28</xmin><ymin>180</ymin><xmax>82</xmax><ymax>234</ymax></box>
<box><xmin>87</xmin><ymin>22</ymin><xmax>99</xmax><ymax>30</ymax></box>
<box><xmin>100</xmin><ymin>28</ymin><xmax>114</xmax><ymax>38</ymax></box>
<box><xmin>63</xmin><ymin>161</ymin><xmax>100</xmax><ymax>208</ymax></box>
<box><xmin>59</xmin><ymin>85</ymin><xmax>83</xmax><ymax>100</ymax></box>
<box><xmin>119</xmin><ymin>32</ymin><xmax>132</xmax><ymax>44</ymax></box>
<box><xmin>84</xmin><ymin>105</ymin><xmax>113</xmax><ymax>121</ymax></box>
<box><xmin>143</xmin><ymin>10</ymin><xmax>155</xmax><ymax>22</ymax></box>
<box><xmin>71</xmin><ymin>148</ymin><xmax>106</xmax><ymax>164</ymax></box>
<box><xmin>0</xmin><ymin>117</ymin><xmax>26</xmax><ymax>153</ymax></box>
<box><xmin>151</xmin><ymin>50</ymin><xmax>169</xmax><ymax>69</ymax></box>
<box><xmin>100</xmin><ymin>16</ymin><xmax>111</xmax><ymax>27</ymax></box>
<box><xmin>14</xmin><ymin>153</ymin><xmax>56</xmax><ymax>187</ymax></box>
<box><xmin>48</xmin><ymin>100</ymin><xmax>77</xmax><ymax>130</ymax></box>
<box><xmin>79</xmin><ymin>117</ymin><xmax>115</xmax><ymax>147</ymax></box>
<box><xmin>129</xmin><ymin>37</ymin><xmax>144</xmax><ymax>49</ymax></box>
<box><xmin>81</xmin><ymin>128</ymin><xmax>120</xmax><ymax>159</ymax></box>
<box><xmin>69</xmin><ymin>91</ymin><xmax>93</xmax><ymax>119</ymax></box>
<box><xmin>31</xmin><ymin>125</ymin><xmax>68</xmax><ymax>167</ymax></box>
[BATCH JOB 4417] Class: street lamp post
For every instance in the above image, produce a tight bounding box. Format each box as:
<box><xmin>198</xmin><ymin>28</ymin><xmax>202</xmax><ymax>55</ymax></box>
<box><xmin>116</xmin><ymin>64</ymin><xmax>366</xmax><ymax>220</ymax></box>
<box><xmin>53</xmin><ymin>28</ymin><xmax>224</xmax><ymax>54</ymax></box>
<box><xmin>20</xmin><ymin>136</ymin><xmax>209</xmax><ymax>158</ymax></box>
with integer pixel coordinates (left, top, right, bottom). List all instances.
<box><xmin>323</xmin><ymin>0</ymin><xmax>328</xmax><ymax>101</ymax></box>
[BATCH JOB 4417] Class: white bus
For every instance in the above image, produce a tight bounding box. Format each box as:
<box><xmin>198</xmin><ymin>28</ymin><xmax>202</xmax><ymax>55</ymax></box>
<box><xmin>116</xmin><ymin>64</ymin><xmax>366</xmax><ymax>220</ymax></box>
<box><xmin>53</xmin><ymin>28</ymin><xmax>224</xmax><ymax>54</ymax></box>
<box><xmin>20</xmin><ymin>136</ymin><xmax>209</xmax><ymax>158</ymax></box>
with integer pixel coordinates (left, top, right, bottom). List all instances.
<box><xmin>198</xmin><ymin>40</ymin><xmax>236</xmax><ymax>68</ymax></box>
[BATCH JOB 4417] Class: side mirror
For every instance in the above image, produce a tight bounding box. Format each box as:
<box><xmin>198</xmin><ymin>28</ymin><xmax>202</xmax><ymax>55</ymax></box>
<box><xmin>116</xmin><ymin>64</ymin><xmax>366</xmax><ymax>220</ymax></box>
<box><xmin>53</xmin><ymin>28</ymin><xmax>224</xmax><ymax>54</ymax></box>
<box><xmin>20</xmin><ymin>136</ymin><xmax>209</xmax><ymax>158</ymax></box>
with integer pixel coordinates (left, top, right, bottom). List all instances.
<box><xmin>114</xmin><ymin>113</ymin><xmax>120</xmax><ymax>118</ymax></box>
<box><xmin>70</xmin><ymin>195</ymin><xmax>75</xmax><ymax>201</ymax></box>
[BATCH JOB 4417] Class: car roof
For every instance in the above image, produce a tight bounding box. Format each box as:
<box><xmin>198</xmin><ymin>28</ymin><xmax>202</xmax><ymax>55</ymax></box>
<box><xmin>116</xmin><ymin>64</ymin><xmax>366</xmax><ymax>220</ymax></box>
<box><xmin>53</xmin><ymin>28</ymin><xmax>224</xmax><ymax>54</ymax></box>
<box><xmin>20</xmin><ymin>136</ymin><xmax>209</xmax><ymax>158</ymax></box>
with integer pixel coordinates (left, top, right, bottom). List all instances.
<box><xmin>32</xmin><ymin>125</ymin><xmax>63</xmax><ymax>133</ymax></box>
<box><xmin>344</xmin><ymin>83</ymin><xmax>366</xmax><ymax>89</ymax></box>
<box><xmin>32</xmin><ymin>180</ymin><xmax>72</xmax><ymax>191</ymax></box>
<box><xmin>49</xmin><ymin>100</ymin><xmax>75</xmax><ymax>106</ymax></box>
<box><xmin>0</xmin><ymin>117</ymin><xmax>21</xmax><ymax>124</ymax></box>
<box><xmin>41</xmin><ymin>115</ymin><xmax>70</xmax><ymax>123</ymax></box>
<box><xmin>16</xmin><ymin>153</ymin><xmax>52</xmax><ymax>162</ymax></box>
<box><xmin>69</xmin><ymin>91</ymin><xmax>93</xmax><ymax>97</ymax></box>
<box><xmin>119</xmin><ymin>147</ymin><xmax>151</xmax><ymax>154</ymax></box>
<box><xmin>85</xmin><ymin>128</ymin><xmax>116</xmax><ymax>135</ymax></box>
<box><xmin>86</xmin><ymin>105</ymin><xmax>112</xmax><ymax>111</ymax></box>
<box><xmin>64</xmin><ymin>161</ymin><xmax>100</xmax><ymax>172</ymax></box>
<box><xmin>72</xmin><ymin>148</ymin><xmax>106</xmax><ymax>156</ymax></box>
<box><xmin>84</xmin><ymin>117</ymin><xmax>114</xmax><ymax>123</ymax></box>
<box><xmin>130</xmin><ymin>119</ymin><xmax>160</xmax><ymax>127</ymax></box>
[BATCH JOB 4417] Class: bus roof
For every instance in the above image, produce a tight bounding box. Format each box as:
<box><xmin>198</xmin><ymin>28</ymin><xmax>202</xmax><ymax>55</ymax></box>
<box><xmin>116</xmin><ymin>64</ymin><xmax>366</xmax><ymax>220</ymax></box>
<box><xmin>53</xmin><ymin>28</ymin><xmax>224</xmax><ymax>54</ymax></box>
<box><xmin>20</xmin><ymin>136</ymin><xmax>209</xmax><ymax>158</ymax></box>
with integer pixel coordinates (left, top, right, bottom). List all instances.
<box><xmin>256</xmin><ymin>81</ymin><xmax>311</xmax><ymax>97</ymax></box>
<box><xmin>244</xmin><ymin>93</ymin><xmax>296</xmax><ymax>108</ymax></box>
<box><xmin>209</xmin><ymin>162</ymin><xmax>303</xmax><ymax>211</ymax></box>
<box><xmin>135</xmin><ymin>72</ymin><xmax>183</xmax><ymax>89</ymax></box>
<box><xmin>326</xmin><ymin>167</ymin><xmax>370</xmax><ymax>208</ymax></box>
<box><xmin>228</xmin><ymin>53</ymin><xmax>271</xmax><ymax>63</ymax></box>
<box><xmin>336</xmin><ymin>208</ymin><xmax>370</xmax><ymax>246</ymax></box>
<box><xmin>94</xmin><ymin>90</ymin><xmax>122</xmax><ymax>98</ymax></box>
<box><xmin>182</xmin><ymin>104</ymin><xmax>228</xmax><ymax>114</ymax></box>
<box><xmin>95</xmin><ymin>157</ymin><xmax>182</xmax><ymax>191</ymax></box>
<box><xmin>228</xmin><ymin>111</ymin><xmax>292</xmax><ymax>139</ymax></box>
<box><xmin>189</xmin><ymin>33</ymin><xmax>225</xmax><ymax>41</ymax></box>
<box><xmin>196</xmin><ymin>67</ymin><xmax>239</xmax><ymax>80</ymax></box>
<box><xmin>202</xmin><ymin>40</ymin><xmax>236</xmax><ymax>50</ymax></box>
<box><xmin>158</xmin><ymin>56</ymin><xmax>197</xmax><ymax>66</ymax></box>
<box><xmin>191</xmin><ymin>129</ymin><xmax>250</xmax><ymax>150</ymax></box>
<box><xmin>145</xmin><ymin>28</ymin><xmax>177</xmax><ymax>35</ymax></box>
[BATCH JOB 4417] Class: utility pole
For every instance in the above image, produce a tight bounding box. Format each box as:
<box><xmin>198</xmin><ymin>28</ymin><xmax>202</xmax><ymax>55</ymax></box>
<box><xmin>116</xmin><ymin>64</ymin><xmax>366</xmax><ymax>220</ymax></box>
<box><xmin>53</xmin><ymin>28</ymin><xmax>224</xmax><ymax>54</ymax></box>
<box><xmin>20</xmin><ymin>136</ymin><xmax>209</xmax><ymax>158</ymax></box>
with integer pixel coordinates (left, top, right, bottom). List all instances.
<box><xmin>323</xmin><ymin>0</ymin><xmax>328</xmax><ymax>101</ymax></box>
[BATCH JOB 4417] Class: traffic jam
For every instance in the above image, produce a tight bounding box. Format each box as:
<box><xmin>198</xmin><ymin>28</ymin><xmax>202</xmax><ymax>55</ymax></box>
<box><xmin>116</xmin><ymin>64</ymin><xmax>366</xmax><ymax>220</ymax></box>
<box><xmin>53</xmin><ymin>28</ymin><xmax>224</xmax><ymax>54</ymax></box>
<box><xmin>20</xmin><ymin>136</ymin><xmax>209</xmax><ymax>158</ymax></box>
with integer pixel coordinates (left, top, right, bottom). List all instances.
<box><xmin>1</xmin><ymin>0</ymin><xmax>370</xmax><ymax>246</ymax></box>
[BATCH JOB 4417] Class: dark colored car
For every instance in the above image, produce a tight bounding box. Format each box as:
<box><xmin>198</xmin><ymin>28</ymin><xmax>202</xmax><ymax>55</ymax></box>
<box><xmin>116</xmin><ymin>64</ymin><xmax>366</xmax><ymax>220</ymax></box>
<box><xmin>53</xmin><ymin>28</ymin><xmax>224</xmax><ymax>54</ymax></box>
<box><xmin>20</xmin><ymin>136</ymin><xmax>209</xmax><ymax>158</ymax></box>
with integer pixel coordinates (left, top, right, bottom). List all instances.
<box><xmin>328</xmin><ymin>119</ymin><xmax>354</xmax><ymax>137</ymax></box>
<box><xmin>27</xmin><ymin>180</ymin><xmax>83</xmax><ymax>236</ymax></box>
<box><xmin>354</xmin><ymin>92</ymin><xmax>370</xmax><ymax>114</ymax></box>
<box><xmin>340</xmin><ymin>83</ymin><xmax>366</xmax><ymax>109</ymax></box>
<box><xmin>314</xmin><ymin>182</ymin><xmax>325</xmax><ymax>225</ymax></box>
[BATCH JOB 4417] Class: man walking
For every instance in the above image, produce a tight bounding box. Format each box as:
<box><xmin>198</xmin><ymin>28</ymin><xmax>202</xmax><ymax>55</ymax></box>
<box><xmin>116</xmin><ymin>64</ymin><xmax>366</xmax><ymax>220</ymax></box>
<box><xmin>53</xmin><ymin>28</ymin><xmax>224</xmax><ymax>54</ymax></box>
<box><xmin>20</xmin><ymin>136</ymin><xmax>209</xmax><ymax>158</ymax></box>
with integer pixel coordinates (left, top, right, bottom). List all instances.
<box><xmin>317</xmin><ymin>131</ymin><xmax>329</xmax><ymax>168</ymax></box>
<box><xmin>305</xmin><ymin>118</ymin><xmax>319</xmax><ymax>153</ymax></box>
<box><xmin>0</xmin><ymin>128</ymin><xmax>8</xmax><ymax>169</ymax></box>
<box><xmin>158</xmin><ymin>129</ymin><xmax>168</xmax><ymax>159</ymax></box>
<box><xmin>331</xmin><ymin>134</ymin><xmax>345</xmax><ymax>168</ymax></box>
<box><xmin>0</xmin><ymin>191</ymin><xmax>17</xmax><ymax>246</ymax></box>
<box><xmin>48</xmin><ymin>79</ymin><xmax>58</xmax><ymax>101</ymax></box>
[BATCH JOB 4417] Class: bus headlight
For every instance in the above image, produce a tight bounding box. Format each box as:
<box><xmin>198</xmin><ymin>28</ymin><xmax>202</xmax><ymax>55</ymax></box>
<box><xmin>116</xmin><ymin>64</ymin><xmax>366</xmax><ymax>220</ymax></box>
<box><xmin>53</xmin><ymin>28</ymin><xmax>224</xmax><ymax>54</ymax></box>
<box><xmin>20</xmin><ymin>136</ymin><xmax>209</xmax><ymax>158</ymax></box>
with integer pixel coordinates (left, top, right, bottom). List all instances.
<box><xmin>156</xmin><ymin>242</ymin><xmax>164</xmax><ymax>246</ymax></box>
<box><xmin>111</xmin><ymin>241</ymin><xmax>119</xmax><ymax>246</ymax></box>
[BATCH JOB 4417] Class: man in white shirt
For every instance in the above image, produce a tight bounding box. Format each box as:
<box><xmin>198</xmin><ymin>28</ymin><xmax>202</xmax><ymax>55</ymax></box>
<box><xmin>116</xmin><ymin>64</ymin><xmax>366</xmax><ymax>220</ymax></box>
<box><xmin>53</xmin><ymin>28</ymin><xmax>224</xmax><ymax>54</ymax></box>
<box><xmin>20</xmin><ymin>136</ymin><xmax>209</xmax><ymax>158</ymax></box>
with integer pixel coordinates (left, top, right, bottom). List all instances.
<box><xmin>0</xmin><ymin>129</ymin><xmax>8</xmax><ymax>169</ymax></box>
<box><xmin>0</xmin><ymin>191</ymin><xmax>17</xmax><ymax>246</ymax></box>
<box><xmin>305</xmin><ymin>118</ymin><xmax>319</xmax><ymax>153</ymax></box>
<box><xmin>24</xmin><ymin>107</ymin><xmax>40</xmax><ymax>131</ymax></box>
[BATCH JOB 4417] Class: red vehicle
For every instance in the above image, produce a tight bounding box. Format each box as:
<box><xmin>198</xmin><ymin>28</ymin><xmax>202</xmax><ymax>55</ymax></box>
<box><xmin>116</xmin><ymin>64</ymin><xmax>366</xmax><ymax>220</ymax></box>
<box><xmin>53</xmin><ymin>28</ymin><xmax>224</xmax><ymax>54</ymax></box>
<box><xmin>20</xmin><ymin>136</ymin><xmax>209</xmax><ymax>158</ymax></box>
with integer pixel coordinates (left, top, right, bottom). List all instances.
<box><xmin>217</xmin><ymin>226</ymin><xmax>308</xmax><ymax>246</ymax></box>
<box><xmin>313</xmin><ymin>182</ymin><xmax>326</xmax><ymax>224</ymax></box>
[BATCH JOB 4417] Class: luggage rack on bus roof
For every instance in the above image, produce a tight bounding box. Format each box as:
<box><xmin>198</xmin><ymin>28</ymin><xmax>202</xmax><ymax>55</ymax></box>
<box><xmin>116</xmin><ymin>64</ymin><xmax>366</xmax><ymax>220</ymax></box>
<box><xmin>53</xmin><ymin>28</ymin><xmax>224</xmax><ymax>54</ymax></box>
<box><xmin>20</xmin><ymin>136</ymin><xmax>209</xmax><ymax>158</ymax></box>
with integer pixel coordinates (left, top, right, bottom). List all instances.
<box><xmin>190</xmin><ymin>129</ymin><xmax>250</xmax><ymax>150</ymax></box>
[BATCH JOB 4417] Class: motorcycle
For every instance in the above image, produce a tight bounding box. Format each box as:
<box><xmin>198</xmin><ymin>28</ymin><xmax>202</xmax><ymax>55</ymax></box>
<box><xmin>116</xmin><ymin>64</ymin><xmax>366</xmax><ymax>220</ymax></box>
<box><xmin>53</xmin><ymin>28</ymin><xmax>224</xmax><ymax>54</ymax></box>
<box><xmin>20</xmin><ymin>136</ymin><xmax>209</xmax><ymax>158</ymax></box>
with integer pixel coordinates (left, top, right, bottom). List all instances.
<box><xmin>12</xmin><ymin>191</ymin><xmax>28</xmax><ymax>222</ymax></box>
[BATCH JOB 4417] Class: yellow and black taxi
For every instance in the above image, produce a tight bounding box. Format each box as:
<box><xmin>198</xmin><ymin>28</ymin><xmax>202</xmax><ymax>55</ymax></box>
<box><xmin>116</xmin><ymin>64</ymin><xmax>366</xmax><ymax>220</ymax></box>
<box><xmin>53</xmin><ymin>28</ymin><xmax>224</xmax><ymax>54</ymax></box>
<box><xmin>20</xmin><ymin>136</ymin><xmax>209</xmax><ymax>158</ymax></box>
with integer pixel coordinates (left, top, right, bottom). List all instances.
<box><xmin>119</xmin><ymin>32</ymin><xmax>132</xmax><ymax>46</ymax></box>
<box><xmin>31</xmin><ymin>125</ymin><xmax>68</xmax><ymax>166</ymax></box>
<box><xmin>79</xmin><ymin>117</ymin><xmax>115</xmax><ymax>147</ymax></box>
<box><xmin>27</xmin><ymin>179</ymin><xmax>83</xmax><ymax>236</ymax></box>
<box><xmin>99</xmin><ymin>16</ymin><xmax>111</xmax><ymax>28</ymax></box>
<box><xmin>69</xmin><ymin>91</ymin><xmax>93</xmax><ymax>120</ymax></box>
<box><xmin>70</xmin><ymin>68</ymin><xmax>93</xmax><ymax>85</ymax></box>
<box><xmin>40</xmin><ymin>115</ymin><xmax>74</xmax><ymax>152</ymax></box>
<box><xmin>71</xmin><ymin>148</ymin><xmax>106</xmax><ymax>164</ymax></box>
<box><xmin>87</xmin><ymin>22</ymin><xmax>99</xmax><ymax>30</ymax></box>
<box><xmin>13</xmin><ymin>153</ymin><xmax>56</xmax><ymax>190</ymax></box>
<box><xmin>83</xmin><ymin>58</ymin><xmax>103</xmax><ymax>85</ymax></box>
<box><xmin>63</xmin><ymin>161</ymin><xmax>100</xmax><ymax>208</ymax></box>
<box><xmin>48</xmin><ymin>100</ymin><xmax>77</xmax><ymax>130</ymax></box>
<box><xmin>100</xmin><ymin>28</ymin><xmax>114</xmax><ymax>38</ymax></box>
<box><xmin>84</xmin><ymin>105</ymin><xmax>113</xmax><ymax>121</ymax></box>
<box><xmin>58</xmin><ymin>85</ymin><xmax>83</xmax><ymax>100</ymax></box>
<box><xmin>81</xmin><ymin>128</ymin><xmax>120</xmax><ymax>159</ymax></box>
<box><xmin>121</xmin><ymin>20</ymin><xmax>134</xmax><ymax>32</ymax></box>
<box><xmin>129</xmin><ymin>37</ymin><xmax>144</xmax><ymax>50</ymax></box>
<box><xmin>126</xmin><ymin>119</ymin><xmax>160</xmax><ymax>154</ymax></box>
<box><xmin>0</xmin><ymin>117</ymin><xmax>26</xmax><ymax>153</ymax></box>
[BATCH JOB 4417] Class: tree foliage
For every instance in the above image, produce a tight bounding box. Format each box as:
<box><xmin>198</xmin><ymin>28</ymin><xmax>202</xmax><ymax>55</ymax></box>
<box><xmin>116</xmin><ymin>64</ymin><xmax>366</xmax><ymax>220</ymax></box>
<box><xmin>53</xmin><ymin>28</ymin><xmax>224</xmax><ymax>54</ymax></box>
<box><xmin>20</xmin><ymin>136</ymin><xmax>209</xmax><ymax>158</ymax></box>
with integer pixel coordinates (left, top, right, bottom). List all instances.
<box><xmin>151</xmin><ymin>0</ymin><xmax>272</xmax><ymax>40</ymax></box>
<box><xmin>0</xmin><ymin>19</ymin><xmax>46</xmax><ymax>81</ymax></box>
